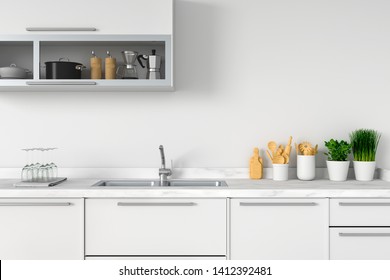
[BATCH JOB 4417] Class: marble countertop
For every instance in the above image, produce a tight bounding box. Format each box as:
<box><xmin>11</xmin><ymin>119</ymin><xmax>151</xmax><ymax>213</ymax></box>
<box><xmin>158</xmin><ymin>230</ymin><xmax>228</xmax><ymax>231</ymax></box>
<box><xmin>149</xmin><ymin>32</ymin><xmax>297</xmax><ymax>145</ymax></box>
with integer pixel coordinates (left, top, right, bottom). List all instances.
<box><xmin>0</xmin><ymin>178</ymin><xmax>390</xmax><ymax>198</ymax></box>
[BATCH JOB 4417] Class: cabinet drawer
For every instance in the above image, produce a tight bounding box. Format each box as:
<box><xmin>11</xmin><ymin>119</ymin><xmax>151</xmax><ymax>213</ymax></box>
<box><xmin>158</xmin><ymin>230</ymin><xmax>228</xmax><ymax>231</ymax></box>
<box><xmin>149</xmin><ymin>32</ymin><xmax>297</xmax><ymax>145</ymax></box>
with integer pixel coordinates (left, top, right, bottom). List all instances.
<box><xmin>330</xmin><ymin>199</ymin><xmax>390</xmax><ymax>226</ymax></box>
<box><xmin>231</xmin><ymin>198</ymin><xmax>329</xmax><ymax>260</ymax></box>
<box><xmin>85</xmin><ymin>198</ymin><xmax>226</xmax><ymax>256</ymax></box>
<box><xmin>330</xmin><ymin>228</ymin><xmax>390</xmax><ymax>259</ymax></box>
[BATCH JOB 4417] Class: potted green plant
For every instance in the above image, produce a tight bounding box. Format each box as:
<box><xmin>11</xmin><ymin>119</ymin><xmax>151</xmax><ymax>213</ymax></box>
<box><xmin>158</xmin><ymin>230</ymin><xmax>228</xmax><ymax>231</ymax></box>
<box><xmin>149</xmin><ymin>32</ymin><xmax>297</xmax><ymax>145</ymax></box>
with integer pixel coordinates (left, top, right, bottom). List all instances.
<box><xmin>324</xmin><ymin>139</ymin><xmax>351</xmax><ymax>181</ymax></box>
<box><xmin>349</xmin><ymin>129</ymin><xmax>381</xmax><ymax>181</ymax></box>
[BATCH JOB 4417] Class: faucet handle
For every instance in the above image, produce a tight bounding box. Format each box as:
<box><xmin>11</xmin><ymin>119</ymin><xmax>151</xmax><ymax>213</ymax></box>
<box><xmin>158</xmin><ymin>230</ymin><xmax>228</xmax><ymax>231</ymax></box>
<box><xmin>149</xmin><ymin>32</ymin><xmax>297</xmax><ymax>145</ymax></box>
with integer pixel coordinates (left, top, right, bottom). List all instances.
<box><xmin>159</xmin><ymin>145</ymin><xmax>166</xmax><ymax>168</ymax></box>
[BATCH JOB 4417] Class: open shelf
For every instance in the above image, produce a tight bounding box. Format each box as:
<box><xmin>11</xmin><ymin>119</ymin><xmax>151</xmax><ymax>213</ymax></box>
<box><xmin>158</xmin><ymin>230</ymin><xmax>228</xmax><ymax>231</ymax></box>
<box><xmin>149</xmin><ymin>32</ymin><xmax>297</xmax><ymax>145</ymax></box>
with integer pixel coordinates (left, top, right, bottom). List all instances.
<box><xmin>40</xmin><ymin>41</ymin><xmax>166</xmax><ymax>80</ymax></box>
<box><xmin>0</xmin><ymin>41</ymin><xmax>34</xmax><ymax>80</ymax></box>
<box><xmin>0</xmin><ymin>35</ymin><xmax>173</xmax><ymax>91</ymax></box>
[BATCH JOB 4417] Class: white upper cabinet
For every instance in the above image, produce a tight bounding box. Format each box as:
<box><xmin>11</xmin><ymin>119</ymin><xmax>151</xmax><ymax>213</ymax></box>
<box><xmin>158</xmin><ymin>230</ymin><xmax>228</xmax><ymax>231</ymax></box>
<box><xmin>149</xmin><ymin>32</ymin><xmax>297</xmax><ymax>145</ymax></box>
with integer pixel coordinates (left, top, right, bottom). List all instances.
<box><xmin>0</xmin><ymin>0</ymin><xmax>173</xmax><ymax>35</ymax></box>
<box><xmin>0</xmin><ymin>0</ymin><xmax>173</xmax><ymax>91</ymax></box>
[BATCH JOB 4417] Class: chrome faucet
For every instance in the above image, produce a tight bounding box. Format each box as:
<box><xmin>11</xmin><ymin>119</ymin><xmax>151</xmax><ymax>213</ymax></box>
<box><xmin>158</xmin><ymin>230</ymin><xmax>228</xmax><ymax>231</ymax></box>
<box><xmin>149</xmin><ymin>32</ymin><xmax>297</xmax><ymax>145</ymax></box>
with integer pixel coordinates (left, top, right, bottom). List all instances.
<box><xmin>159</xmin><ymin>145</ymin><xmax>172</xmax><ymax>185</ymax></box>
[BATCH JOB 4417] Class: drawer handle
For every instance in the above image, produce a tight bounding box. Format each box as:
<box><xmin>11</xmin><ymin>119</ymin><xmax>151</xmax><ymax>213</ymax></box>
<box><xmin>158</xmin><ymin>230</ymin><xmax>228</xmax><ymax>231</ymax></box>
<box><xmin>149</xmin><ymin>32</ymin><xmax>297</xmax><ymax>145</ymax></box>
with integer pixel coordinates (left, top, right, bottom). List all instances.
<box><xmin>0</xmin><ymin>202</ymin><xmax>72</xmax><ymax>206</ymax></box>
<box><xmin>339</xmin><ymin>202</ymin><xmax>390</xmax><ymax>206</ymax></box>
<box><xmin>26</xmin><ymin>81</ymin><xmax>97</xmax><ymax>86</ymax></box>
<box><xmin>117</xmin><ymin>202</ymin><xmax>197</xmax><ymax>207</ymax></box>
<box><xmin>239</xmin><ymin>202</ymin><xmax>317</xmax><ymax>206</ymax></box>
<box><xmin>26</xmin><ymin>27</ymin><xmax>97</xmax><ymax>32</ymax></box>
<box><xmin>339</xmin><ymin>232</ymin><xmax>390</xmax><ymax>237</ymax></box>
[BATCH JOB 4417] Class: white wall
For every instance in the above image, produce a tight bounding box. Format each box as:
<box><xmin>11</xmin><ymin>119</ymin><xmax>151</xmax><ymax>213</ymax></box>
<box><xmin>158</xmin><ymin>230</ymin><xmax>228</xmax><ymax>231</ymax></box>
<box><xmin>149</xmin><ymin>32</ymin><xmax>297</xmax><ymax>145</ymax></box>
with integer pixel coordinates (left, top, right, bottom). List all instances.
<box><xmin>0</xmin><ymin>0</ymin><xmax>389</xmax><ymax>169</ymax></box>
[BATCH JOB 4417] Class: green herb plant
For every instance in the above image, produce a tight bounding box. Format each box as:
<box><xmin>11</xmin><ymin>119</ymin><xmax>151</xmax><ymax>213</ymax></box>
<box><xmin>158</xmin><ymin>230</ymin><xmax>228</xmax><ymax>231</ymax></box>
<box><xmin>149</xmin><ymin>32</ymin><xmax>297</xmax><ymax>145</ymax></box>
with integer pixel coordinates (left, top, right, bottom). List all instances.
<box><xmin>349</xmin><ymin>129</ymin><xmax>381</xmax><ymax>161</ymax></box>
<box><xmin>324</xmin><ymin>139</ymin><xmax>351</xmax><ymax>161</ymax></box>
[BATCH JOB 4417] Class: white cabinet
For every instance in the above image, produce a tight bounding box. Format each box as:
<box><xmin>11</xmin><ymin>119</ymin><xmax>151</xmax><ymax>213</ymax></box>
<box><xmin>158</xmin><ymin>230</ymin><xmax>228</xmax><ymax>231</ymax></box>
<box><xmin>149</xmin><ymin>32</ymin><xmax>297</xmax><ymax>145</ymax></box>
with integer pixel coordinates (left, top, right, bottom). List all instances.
<box><xmin>330</xmin><ymin>198</ymin><xmax>390</xmax><ymax>260</ymax></box>
<box><xmin>330</xmin><ymin>198</ymin><xmax>390</xmax><ymax>226</ymax></box>
<box><xmin>0</xmin><ymin>198</ymin><xmax>84</xmax><ymax>260</ymax></box>
<box><xmin>230</xmin><ymin>198</ymin><xmax>329</xmax><ymax>260</ymax></box>
<box><xmin>85</xmin><ymin>198</ymin><xmax>227</xmax><ymax>257</ymax></box>
<box><xmin>330</xmin><ymin>228</ymin><xmax>390</xmax><ymax>260</ymax></box>
<box><xmin>0</xmin><ymin>0</ymin><xmax>173</xmax><ymax>35</ymax></box>
<box><xmin>0</xmin><ymin>0</ymin><xmax>173</xmax><ymax>91</ymax></box>
<box><xmin>86</xmin><ymin>256</ymin><xmax>227</xmax><ymax>260</ymax></box>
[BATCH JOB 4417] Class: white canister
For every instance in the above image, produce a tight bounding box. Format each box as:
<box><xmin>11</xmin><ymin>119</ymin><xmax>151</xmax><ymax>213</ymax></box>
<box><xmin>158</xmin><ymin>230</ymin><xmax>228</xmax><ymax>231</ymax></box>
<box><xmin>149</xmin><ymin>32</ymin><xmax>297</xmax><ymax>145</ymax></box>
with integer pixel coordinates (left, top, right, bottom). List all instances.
<box><xmin>297</xmin><ymin>155</ymin><xmax>316</xmax><ymax>181</ymax></box>
<box><xmin>353</xmin><ymin>161</ymin><xmax>376</xmax><ymax>181</ymax></box>
<box><xmin>273</xmin><ymin>164</ymin><xmax>289</xmax><ymax>181</ymax></box>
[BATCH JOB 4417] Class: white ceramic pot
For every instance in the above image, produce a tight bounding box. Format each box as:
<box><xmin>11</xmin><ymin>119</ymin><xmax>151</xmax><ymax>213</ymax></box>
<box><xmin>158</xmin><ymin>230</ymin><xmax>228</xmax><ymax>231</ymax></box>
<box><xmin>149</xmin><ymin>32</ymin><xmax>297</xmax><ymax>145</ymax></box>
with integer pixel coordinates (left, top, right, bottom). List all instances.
<box><xmin>353</xmin><ymin>161</ymin><xmax>376</xmax><ymax>181</ymax></box>
<box><xmin>297</xmin><ymin>155</ymin><xmax>315</xmax><ymax>181</ymax></box>
<box><xmin>0</xmin><ymin>64</ymin><xmax>30</xmax><ymax>79</ymax></box>
<box><xmin>273</xmin><ymin>164</ymin><xmax>289</xmax><ymax>181</ymax></box>
<box><xmin>326</xmin><ymin>160</ymin><xmax>350</xmax><ymax>181</ymax></box>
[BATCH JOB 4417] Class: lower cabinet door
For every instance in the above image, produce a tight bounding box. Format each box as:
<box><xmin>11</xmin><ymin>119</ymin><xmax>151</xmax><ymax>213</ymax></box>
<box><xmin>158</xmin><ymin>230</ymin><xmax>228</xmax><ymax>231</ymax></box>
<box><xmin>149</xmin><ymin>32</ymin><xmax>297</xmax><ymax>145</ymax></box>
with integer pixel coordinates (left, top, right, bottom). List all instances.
<box><xmin>0</xmin><ymin>198</ymin><xmax>84</xmax><ymax>260</ymax></box>
<box><xmin>330</xmin><ymin>228</ymin><xmax>390</xmax><ymax>260</ymax></box>
<box><xmin>230</xmin><ymin>198</ymin><xmax>329</xmax><ymax>260</ymax></box>
<box><xmin>85</xmin><ymin>198</ymin><xmax>227</xmax><ymax>256</ymax></box>
<box><xmin>86</xmin><ymin>256</ymin><xmax>227</xmax><ymax>260</ymax></box>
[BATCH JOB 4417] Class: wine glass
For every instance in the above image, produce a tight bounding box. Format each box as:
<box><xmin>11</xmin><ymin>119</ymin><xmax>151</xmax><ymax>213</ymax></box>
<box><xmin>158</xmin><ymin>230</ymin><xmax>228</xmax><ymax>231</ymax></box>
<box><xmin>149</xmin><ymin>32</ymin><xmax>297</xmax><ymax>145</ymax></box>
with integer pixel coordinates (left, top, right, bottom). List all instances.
<box><xmin>32</xmin><ymin>148</ymin><xmax>43</xmax><ymax>181</ymax></box>
<box><xmin>21</xmin><ymin>148</ymin><xmax>33</xmax><ymax>181</ymax></box>
<box><xmin>38</xmin><ymin>148</ymin><xmax>51</xmax><ymax>181</ymax></box>
<box><xmin>48</xmin><ymin>147</ymin><xmax>58</xmax><ymax>179</ymax></box>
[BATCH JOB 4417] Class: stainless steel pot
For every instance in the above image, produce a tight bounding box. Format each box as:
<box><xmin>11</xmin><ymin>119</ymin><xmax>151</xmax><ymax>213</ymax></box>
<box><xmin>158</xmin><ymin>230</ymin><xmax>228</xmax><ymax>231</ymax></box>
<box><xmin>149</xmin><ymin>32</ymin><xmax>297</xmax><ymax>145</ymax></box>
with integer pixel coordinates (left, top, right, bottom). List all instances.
<box><xmin>45</xmin><ymin>58</ymin><xmax>86</xmax><ymax>79</ymax></box>
<box><xmin>0</xmin><ymin>64</ymin><xmax>30</xmax><ymax>79</ymax></box>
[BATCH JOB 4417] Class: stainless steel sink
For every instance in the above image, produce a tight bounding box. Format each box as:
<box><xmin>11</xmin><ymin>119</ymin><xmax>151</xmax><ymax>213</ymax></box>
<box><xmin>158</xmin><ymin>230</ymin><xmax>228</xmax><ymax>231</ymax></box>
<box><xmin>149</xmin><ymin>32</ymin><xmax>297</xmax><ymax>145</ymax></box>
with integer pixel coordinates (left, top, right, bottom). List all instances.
<box><xmin>92</xmin><ymin>179</ymin><xmax>228</xmax><ymax>187</ymax></box>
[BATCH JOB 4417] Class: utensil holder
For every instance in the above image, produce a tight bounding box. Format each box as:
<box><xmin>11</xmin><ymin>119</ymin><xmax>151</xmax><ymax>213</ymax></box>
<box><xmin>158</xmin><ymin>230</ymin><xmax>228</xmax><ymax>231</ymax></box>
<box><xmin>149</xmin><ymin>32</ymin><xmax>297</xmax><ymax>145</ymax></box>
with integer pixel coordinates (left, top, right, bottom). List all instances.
<box><xmin>273</xmin><ymin>164</ymin><xmax>289</xmax><ymax>181</ymax></box>
<box><xmin>297</xmin><ymin>155</ymin><xmax>315</xmax><ymax>181</ymax></box>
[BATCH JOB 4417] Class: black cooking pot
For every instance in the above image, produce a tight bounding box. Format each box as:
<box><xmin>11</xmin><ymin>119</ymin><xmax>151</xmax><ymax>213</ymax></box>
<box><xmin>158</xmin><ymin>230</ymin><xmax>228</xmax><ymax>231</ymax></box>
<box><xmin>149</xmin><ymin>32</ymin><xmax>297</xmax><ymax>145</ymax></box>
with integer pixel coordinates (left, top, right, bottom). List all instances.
<box><xmin>45</xmin><ymin>58</ymin><xmax>86</xmax><ymax>79</ymax></box>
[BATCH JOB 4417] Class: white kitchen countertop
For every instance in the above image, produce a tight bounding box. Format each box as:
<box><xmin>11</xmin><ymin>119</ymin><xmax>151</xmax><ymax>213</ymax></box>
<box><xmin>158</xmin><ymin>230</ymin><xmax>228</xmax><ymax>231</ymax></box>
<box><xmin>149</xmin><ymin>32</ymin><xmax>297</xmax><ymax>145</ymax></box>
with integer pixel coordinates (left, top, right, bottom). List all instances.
<box><xmin>0</xmin><ymin>178</ymin><xmax>390</xmax><ymax>198</ymax></box>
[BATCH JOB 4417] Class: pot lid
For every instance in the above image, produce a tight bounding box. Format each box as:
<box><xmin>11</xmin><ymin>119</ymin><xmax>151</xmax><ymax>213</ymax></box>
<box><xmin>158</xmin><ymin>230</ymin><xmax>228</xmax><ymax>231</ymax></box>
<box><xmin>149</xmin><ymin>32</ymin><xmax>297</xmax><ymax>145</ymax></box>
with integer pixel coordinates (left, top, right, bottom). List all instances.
<box><xmin>45</xmin><ymin>58</ymin><xmax>82</xmax><ymax>64</ymax></box>
<box><xmin>0</xmin><ymin>64</ymin><xmax>29</xmax><ymax>71</ymax></box>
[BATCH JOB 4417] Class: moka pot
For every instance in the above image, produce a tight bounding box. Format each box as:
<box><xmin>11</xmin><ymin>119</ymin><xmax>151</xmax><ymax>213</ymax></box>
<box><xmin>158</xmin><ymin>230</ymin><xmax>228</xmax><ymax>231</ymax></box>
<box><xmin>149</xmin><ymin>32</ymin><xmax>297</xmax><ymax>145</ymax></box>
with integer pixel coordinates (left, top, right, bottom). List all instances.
<box><xmin>138</xmin><ymin>49</ymin><xmax>162</xmax><ymax>79</ymax></box>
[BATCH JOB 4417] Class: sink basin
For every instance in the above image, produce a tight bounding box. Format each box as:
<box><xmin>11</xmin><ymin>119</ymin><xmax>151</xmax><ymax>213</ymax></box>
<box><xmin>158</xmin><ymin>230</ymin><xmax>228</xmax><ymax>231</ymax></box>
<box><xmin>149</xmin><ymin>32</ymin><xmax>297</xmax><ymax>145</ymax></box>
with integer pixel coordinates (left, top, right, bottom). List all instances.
<box><xmin>92</xmin><ymin>179</ymin><xmax>228</xmax><ymax>187</ymax></box>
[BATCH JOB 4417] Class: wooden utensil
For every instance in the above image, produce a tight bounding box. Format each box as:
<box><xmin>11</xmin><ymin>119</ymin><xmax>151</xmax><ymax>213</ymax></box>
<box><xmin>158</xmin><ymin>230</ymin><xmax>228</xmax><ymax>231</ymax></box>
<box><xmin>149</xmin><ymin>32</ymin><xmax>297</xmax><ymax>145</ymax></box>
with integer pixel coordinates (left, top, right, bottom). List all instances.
<box><xmin>295</xmin><ymin>143</ymin><xmax>299</xmax><ymax>155</ymax></box>
<box><xmin>268</xmin><ymin>141</ymin><xmax>277</xmax><ymax>156</ymax></box>
<box><xmin>276</xmin><ymin>146</ymin><xmax>283</xmax><ymax>156</ymax></box>
<box><xmin>287</xmin><ymin>136</ymin><xmax>293</xmax><ymax>146</ymax></box>
<box><xmin>284</xmin><ymin>136</ymin><xmax>292</xmax><ymax>156</ymax></box>
<box><xmin>266</xmin><ymin>150</ymin><xmax>273</xmax><ymax>161</ymax></box>
<box><xmin>249</xmin><ymin>148</ymin><xmax>263</xmax><ymax>179</ymax></box>
<box><xmin>283</xmin><ymin>145</ymin><xmax>291</xmax><ymax>156</ymax></box>
<box><xmin>283</xmin><ymin>154</ymin><xmax>289</xmax><ymax>164</ymax></box>
<box><xmin>273</xmin><ymin>155</ymin><xmax>285</xmax><ymax>164</ymax></box>
<box><xmin>313</xmin><ymin>144</ymin><xmax>318</xmax><ymax>155</ymax></box>
<box><xmin>299</xmin><ymin>141</ymin><xmax>313</xmax><ymax>155</ymax></box>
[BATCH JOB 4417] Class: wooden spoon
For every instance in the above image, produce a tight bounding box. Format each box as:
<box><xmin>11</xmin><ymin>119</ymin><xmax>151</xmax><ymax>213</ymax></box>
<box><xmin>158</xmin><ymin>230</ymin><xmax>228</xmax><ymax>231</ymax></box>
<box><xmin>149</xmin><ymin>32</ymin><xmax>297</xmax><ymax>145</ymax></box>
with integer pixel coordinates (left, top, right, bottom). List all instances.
<box><xmin>268</xmin><ymin>141</ymin><xmax>277</xmax><ymax>156</ymax></box>
<box><xmin>266</xmin><ymin>150</ymin><xmax>273</xmax><ymax>161</ymax></box>
<box><xmin>295</xmin><ymin>143</ymin><xmax>299</xmax><ymax>155</ymax></box>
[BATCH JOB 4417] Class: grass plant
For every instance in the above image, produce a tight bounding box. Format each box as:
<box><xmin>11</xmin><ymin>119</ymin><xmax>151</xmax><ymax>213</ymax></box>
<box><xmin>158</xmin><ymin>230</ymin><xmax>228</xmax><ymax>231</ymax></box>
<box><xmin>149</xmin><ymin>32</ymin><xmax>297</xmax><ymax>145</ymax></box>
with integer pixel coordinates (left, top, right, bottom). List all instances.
<box><xmin>349</xmin><ymin>129</ymin><xmax>381</xmax><ymax>161</ymax></box>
